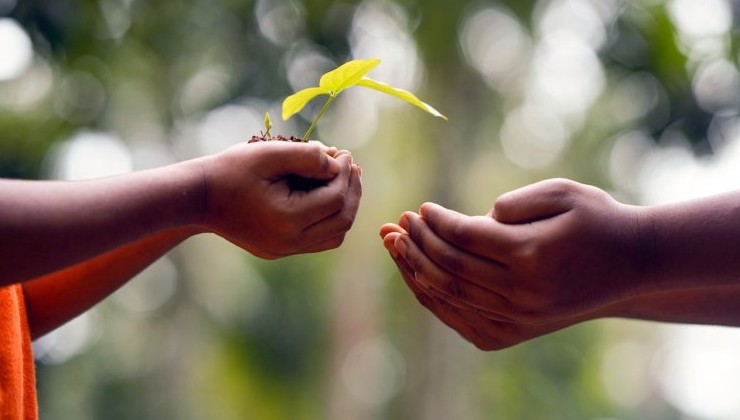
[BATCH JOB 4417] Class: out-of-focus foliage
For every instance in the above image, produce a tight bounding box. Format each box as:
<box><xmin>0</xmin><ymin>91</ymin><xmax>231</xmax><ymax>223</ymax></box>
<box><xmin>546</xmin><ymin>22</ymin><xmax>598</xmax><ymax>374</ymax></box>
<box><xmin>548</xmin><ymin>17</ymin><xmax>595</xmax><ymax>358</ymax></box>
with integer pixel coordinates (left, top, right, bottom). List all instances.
<box><xmin>3</xmin><ymin>0</ymin><xmax>740</xmax><ymax>419</ymax></box>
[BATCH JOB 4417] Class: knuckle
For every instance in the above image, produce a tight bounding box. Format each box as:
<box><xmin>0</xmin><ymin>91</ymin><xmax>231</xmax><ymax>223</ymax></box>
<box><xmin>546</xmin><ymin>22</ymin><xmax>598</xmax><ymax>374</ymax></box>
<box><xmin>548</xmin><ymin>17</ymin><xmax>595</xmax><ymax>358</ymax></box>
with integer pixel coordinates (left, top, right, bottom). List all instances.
<box><xmin>328</xmin><ymin>190</ymin><xmax>347</xmax><ymax>211</ymax></box>
<box><xmin>545</xmin><ymin>178</ymin><xmax>580</xmax><ymax>203</ymax></box>
<box><xmin>545</xmin><ymin>177</ymin><xmax>578</xmax><ymax>193</ymax></box>
<box><xmin>337</xmin><ymin>212</ymin><xmax>356</xmax><ymax>232</ymax></box>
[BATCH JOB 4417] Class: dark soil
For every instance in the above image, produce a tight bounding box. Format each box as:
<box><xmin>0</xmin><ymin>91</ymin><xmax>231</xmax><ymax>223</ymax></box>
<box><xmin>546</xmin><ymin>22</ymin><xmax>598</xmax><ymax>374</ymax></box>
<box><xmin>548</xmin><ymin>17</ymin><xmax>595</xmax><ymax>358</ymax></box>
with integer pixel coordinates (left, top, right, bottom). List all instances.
<box><xmin>248</xmin><ymin>134</ymin><xmax>304</xmax><ymax>143</ymax></box>
<box><xmin>248</xmin><ymin>134</ymin><xmax>327</xmax><ymax>192</ymax></box>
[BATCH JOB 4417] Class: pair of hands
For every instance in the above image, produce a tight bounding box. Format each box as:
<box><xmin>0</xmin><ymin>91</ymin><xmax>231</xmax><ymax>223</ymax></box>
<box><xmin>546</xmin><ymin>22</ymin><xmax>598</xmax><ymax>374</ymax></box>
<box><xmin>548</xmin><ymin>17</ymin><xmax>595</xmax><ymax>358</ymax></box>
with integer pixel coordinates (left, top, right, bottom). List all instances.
<box><xmin>206</xmin><ymin>145</ymin><xmax>639</xmax><ymax>351</ymax></box>
<box><xmin>380</xmin><ymin>179</ymin><xmax>650</xmax><ymax>351</ymax></box>
<box><xmin>201</xmin><ymin>144</ymin><xmax>738</xmax><ymax>351</ymax></box>
<box><xmin>200</xmin><ymin>140</ymin><xmax>362</xmax><ymax>259</ymax></box>
<box><xmin>208</xmin><ymin>146</ymin><xmax>647</xmax><ymax>351</ymax></box>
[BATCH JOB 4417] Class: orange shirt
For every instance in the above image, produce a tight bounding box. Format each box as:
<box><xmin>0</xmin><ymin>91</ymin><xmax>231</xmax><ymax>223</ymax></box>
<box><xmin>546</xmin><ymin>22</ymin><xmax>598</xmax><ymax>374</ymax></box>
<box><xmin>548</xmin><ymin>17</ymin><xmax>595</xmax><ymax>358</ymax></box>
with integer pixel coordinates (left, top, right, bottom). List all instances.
<box><xmin>0</xmin><ymin>284</ymin><xmax>38</xmax><ymax>419</ymax></box>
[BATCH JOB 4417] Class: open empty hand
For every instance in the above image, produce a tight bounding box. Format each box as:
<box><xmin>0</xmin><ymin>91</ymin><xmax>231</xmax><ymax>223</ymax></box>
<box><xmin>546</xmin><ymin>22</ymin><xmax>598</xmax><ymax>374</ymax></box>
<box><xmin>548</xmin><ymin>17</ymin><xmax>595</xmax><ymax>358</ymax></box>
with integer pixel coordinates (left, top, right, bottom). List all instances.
<box><xmin>380</xmin><ymin>179</ymin><xmax>648</xmax><ymax>350</ymax></box>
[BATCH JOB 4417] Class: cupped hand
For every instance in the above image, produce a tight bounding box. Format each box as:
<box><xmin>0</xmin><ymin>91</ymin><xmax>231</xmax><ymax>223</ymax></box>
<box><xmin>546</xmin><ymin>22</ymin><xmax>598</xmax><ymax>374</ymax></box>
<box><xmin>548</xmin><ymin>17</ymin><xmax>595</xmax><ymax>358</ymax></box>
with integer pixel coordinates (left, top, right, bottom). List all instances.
<box><xmin>203</xmin><ymin>141</ymin><xmax>362</xmax><ymax>258</ymax></box>
<box><xmin>380</xmin><ymin>179</ymin><xmax>650</xmax><ymax>350</ymax></box>
<box><xmin>382</xmin><ymin>225</ymin><xmax>605</xmax><ymax>350</ymax></box>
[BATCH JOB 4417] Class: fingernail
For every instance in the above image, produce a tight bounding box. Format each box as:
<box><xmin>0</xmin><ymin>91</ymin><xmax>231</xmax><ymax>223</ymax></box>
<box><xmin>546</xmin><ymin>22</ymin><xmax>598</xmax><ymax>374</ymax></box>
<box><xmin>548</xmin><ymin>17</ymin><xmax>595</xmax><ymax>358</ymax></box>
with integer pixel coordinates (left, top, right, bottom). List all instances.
<box><xmin>356</xmin><ymin>164</ymin><xmax>362</xmax><ymax>177</ymax></box>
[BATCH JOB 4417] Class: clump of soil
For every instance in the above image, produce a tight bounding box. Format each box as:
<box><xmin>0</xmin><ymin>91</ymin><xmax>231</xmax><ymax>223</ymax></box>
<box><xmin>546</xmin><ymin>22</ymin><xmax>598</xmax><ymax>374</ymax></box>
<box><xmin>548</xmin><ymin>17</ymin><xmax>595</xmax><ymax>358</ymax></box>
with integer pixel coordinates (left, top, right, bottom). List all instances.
<box><xmin>248</xmin><ymin>134</ymin><xmax>304</xmax><ymax>143</ymax></box>
<box><xmin>248</xmin><ymin>134</ymin><xmax>327</xmax><ymax>191</ymax></box>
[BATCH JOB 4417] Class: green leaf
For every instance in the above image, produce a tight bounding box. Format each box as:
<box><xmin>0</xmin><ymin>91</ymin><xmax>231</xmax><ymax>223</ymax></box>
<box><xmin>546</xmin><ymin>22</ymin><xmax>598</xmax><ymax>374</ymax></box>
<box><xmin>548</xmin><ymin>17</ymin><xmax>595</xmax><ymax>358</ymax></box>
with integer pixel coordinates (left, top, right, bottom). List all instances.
<box><xmin>282</xmin><ymin>87</ymin><xmax>331</xmax><ymax>120</ymax></box>
<box><xmin>356</xmin><ymin>78</ymin><xmax>448</xmax><ymax>120</ymax></box>
<box><xmin>319</xmin><ymin>58</ymin><xmax>381</xmax><ymax>94</ymax></box>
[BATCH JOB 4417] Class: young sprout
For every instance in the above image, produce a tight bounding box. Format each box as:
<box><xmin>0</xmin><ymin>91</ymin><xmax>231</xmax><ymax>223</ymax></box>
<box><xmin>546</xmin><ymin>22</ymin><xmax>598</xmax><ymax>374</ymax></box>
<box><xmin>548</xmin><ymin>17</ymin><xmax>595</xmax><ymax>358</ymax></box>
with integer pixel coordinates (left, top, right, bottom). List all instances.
<box><xmin>263</xmin><ymin>112</ymin><xmax>272</xmax><ymax>138</ymax></box>
<box><xmin>282</xmin><ymin>58</ymin><xmax>447</xmax><ymax>140</ymax></box>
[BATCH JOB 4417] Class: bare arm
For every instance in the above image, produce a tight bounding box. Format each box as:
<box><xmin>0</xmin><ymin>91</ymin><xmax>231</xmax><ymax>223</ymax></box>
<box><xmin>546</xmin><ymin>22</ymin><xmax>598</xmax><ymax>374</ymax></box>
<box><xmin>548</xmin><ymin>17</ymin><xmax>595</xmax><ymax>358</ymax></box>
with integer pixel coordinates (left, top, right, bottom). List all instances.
<box><xmin>0</xmin><ymin>159</ymin><xmax>205</xmax><ymax>286</ymax></box>
<box><xmin>610</xmin><ymin>286</ymin><xmax>740</xmax><ymax>326</ymax></box>
<box><xmin>1</xmin><ymin>141</ymin><xmax>361</xmax><ymax>287</ymax></box>
<box><xmin>2</xmin><ymin>141</ymin><xmax>361</xmax><ymax>338</ymax></box>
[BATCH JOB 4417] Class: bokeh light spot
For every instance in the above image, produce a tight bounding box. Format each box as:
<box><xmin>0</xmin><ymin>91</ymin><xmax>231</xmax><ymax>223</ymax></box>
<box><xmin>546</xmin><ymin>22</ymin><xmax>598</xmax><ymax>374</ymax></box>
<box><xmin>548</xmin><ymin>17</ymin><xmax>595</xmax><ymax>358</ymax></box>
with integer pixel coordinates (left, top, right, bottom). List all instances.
<box><xmin>0</xmin><ymin>18</ymin><xmax>33</xmax><ymax>81</ymax></box>
<box><xmin>49</xmin><ymin>131</ymin><xmax>133</xmax><ymax>181</ymax></box>
<box><xmin>459</xmin><ymin>5</ymin><xmax>531</xmax><ymax>91</ymax></box>
<box><xmin>341</xmin><ymin>338</ymin><xmax>406</xmax><ymax>410</ymax></box>
<box><xmin>500</xmin><ymin>105</ymin><xmax>568</xmax><ymax>169</ymax></box>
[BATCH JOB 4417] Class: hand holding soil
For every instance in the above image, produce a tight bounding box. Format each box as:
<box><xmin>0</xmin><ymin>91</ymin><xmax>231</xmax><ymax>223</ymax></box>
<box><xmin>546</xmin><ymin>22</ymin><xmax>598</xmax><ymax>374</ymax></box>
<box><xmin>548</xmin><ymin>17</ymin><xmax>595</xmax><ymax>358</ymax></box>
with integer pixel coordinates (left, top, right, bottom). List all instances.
<box><xmin>202</xmin><ymin>140</ymin><xmax>362</xmax><ymax>259</ymax></box>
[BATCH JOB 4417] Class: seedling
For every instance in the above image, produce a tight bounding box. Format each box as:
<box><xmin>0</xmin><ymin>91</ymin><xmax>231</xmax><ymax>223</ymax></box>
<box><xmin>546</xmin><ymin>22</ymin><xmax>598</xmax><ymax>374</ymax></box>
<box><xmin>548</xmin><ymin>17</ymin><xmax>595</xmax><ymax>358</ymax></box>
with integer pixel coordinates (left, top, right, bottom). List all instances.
<box><xmin>263</xmin><ymin>111</ymin><xmax>272</xmax><ymax>138</ymax></box>
<box><xmin>249</xmin><ymin>59</ymin><xmax>446</xmax><ymax>190</ymax></box>
<box><xmin>251</xmin><ymin>58</ymin><xmax>447</xmax><ymax>143</ymax></box>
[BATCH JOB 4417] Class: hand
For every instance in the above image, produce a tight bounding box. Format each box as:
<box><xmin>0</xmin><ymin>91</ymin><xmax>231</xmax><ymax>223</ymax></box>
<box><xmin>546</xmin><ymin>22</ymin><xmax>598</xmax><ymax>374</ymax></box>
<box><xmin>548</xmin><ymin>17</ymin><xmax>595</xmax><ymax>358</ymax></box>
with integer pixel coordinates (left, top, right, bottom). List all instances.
<box><xmin>202</xmin><ymin>141</ymin><xmax>362</xmax><ymax>259</ymax></box>
<box><xmin>380</xmin><ymin>179</ymin><xmax>647</xmax><ymax>350</ymax></box>
<box><xmin>382</xmin><ymin>226</ymin><xmax>606</xmax><ymax>350</ymax></box>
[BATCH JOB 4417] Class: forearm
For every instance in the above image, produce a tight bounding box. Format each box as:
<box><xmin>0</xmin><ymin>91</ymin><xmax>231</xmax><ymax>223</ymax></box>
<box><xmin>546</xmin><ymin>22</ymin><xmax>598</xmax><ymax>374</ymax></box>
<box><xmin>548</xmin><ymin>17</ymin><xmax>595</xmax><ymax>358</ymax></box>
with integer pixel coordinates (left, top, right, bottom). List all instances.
<box><xmin>638</xmin><ymin>190</ymin><xmax>740</xmax><ymax>292</ymax></box>
<box><xmin>0</xmin><ymin>158</ymin><xmax>206</xmax><ymax>285</ymax></box>
<box><xmin>604</xmin><ymin>286</ymin><xmax>740</xmax><ymax>327</ymax></box>
<box><xmin>22</xmin><ymin>227</ymin><xmax>197</xmax><ymax>339</ymax></box>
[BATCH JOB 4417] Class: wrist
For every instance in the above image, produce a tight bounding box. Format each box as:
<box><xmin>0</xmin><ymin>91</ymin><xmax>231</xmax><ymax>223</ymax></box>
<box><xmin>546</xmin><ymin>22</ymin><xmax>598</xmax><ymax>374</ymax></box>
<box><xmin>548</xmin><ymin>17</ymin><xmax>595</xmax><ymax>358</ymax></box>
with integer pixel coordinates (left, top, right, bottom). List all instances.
<box><xmin>154</xmin><ymin>157</ymin><xmax>211</xmax><ymax>233</ymax></box>
<box><xmin>632</xmin><ymin>206</ymin><xmax>659</xmax><ymax>292</ymax></box>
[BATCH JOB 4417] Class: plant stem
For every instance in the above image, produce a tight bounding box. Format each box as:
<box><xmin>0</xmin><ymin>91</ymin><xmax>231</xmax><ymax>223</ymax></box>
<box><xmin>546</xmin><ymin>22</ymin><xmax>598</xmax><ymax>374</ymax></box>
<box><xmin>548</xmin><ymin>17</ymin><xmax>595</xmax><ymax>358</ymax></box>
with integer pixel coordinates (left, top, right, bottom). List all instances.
<box><xmin>303</xmin><ymin>95</ymin><xmax>335</xmax><ymax>141</ymax></box>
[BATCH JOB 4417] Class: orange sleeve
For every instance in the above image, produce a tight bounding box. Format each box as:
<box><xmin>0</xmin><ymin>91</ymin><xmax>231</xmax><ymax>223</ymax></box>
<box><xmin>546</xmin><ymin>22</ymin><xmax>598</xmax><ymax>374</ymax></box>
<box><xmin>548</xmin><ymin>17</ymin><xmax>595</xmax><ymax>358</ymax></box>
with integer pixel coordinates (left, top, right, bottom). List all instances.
<box><xmin>0</xmin><ymin>285</ymin><xmax>38</xmax><ymax>419</ymax></box>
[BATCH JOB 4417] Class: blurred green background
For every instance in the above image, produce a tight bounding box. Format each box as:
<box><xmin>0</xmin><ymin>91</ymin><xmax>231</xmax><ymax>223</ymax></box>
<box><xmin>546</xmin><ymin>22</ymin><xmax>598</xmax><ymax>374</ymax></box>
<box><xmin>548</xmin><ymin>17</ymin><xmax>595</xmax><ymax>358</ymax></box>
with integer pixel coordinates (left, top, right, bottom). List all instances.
<box><xmin>3</xmin><ymin>0</ymin><xmax>740</xmax><ymax>419</ymax></box>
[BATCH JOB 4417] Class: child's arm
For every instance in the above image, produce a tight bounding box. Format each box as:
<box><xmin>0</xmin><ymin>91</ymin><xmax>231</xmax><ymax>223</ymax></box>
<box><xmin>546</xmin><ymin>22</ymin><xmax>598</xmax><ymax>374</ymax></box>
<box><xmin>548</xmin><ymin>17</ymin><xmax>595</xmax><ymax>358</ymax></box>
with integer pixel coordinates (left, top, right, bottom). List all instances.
<box><xmin>0</xmin><ymin>159</ymin><xmax>205</xmax><ymax>285</ymax></box>
<box><xmin>1</xmin><ymin>141</ymin><xmax>361</xmax><ymax>286</ymax></box>
<box><xmin>22</xmin><ymin>228</ymin><xmax>194</xmax><ymax>339</ymax></box>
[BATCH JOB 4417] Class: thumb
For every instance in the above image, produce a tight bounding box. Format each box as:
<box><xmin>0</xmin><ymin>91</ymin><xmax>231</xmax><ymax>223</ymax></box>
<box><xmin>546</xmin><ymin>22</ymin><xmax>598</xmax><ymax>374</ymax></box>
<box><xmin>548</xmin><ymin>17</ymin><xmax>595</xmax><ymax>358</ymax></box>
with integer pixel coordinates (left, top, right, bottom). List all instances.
<box><xmin>493</xmin><ymin>178</ymin><xmax>578</xmax><ymax>224</ymax></box>
<box><xmin>257</xmin><ymin>141</ymin><xmax>342</xmax><ymax>180</ymax></box>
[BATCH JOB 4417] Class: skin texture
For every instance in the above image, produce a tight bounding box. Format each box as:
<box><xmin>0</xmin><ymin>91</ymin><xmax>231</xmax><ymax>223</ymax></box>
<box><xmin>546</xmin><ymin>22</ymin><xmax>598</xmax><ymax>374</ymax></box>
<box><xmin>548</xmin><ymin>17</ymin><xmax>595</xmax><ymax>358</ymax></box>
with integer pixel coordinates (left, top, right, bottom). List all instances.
<box><xmin>380</xmin><ymin>178</ymin><xmax>740</xmax><ymax>351</ymax></box>
<box><xmin>1</xmin><ymin>141</ymin><xmax>362</xmax><ymax>338</ymax></box>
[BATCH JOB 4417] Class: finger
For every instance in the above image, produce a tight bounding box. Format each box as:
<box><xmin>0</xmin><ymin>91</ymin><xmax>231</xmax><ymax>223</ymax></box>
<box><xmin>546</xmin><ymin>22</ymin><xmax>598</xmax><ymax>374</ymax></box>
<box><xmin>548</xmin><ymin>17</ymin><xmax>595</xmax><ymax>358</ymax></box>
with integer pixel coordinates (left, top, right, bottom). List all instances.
<box><xmin>284</xmin><ymin>154</ymin><xmax>353</xmax><ymax>226</ymax></box>
<box><xmin>347</xmin><ymin>164</ymin><xmax>363</xmax><ymax>216</ymax></box>
<box><xmin>297</xmin><ymin>161</ymin><xmax>362</xmax><ymax>244</ymax></box>
<box><xmin>384</xmin><ymin>244</ymin><xmax>492</xmax><ymax>347</ymax></box>
<box><xmin>310</xmin><ymin>141</ymin><xmax>339</xmax><ymax>158</ymax></box>
<box><xmin>394</xmin><ymin>234</ymin><xmax>514</xmax><ymax>321</ymax></box>
<box><xmin>401</xmin><ymin>210</ymin><xmax>510</xmax><ymax>294</ymax></box>
<box><xmin>333</xmin><ymin>149</ymin><xmax>352</xmax><ymax>158</ymax></box>
<box><xmin>382</xmin><ymin>231</ymin><xmax>403</xmax><ymax>258</ymax></box>
<box><xmin>493</xmin><ymin>178</ymin><xmax>580</xmax><ymax>224</ymax></box>
<box><xmin>256</xmin><ymin>141</ymin><xmax>341</xmax><ymax>180</ymax></box>
<box><xmin>414</xmin><ymin>204</ymin><xmax>522</xmax><ymax>263</ymax></box>
<box><xmin>386</xmin><ymin>233</ymin><xmax>513</xmax><ymax>322</ymax></box>
<box><xmin>380</xmin><ymin>223</ymin><xmax>406</xmax><ymax>239</ymax></box>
